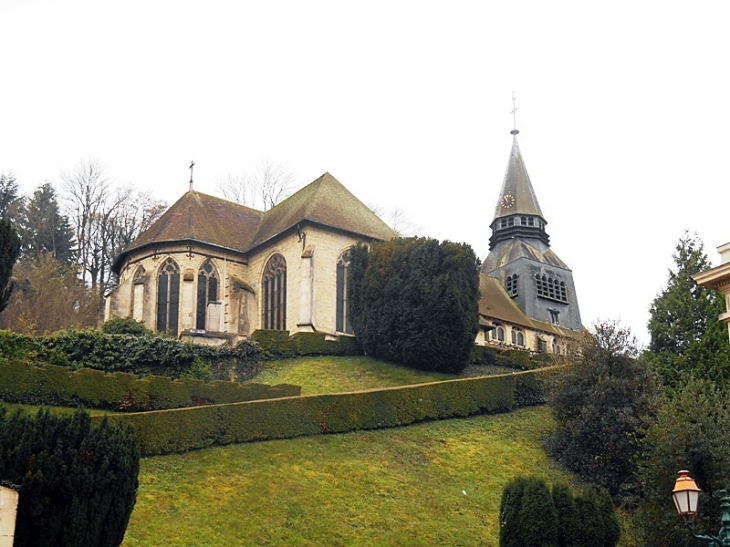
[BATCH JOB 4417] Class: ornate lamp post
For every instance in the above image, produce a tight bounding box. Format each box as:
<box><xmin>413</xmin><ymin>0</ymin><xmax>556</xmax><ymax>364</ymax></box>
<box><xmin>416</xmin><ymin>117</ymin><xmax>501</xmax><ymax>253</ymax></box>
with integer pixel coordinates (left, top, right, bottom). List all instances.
<box><xmin>673</xmin><ymin>470</ymin><xmax>730</xmax><ymax>545</ymax></box>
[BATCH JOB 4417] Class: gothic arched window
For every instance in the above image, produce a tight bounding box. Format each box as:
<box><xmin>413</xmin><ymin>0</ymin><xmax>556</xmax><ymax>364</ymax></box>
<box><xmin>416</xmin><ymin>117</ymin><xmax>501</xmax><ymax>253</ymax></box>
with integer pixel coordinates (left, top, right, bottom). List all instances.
<box><xmin>157</xmin><ymin>258</ymin><xmax>180</xmax><ymax>336</ymax></box>
<box><xmin>336</xmin><ymin>250</ymin><xmax>353</xmax><ymax>334</ymax></box>
<box><xmin>196</xmin><ymin>260</ymin><xmax>219</xmax><ymax>330</ymax></box>
<box><xmin>263</xmin><ymin>254</ymin><xmax>287</xmax><ymax>330</ymax></box>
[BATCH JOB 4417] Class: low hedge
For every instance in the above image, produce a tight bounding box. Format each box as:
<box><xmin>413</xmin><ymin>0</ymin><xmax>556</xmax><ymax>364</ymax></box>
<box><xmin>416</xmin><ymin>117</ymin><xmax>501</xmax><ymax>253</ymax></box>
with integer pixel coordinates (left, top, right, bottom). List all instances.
<box><xmin>99</xmin><ymin>368</ymin><xmax>552</xmax><ymax>455</ymax></box>
<box><xmin>251</xmin><ymin>330</ymin><xmax>362</xmax><ymax>359</ymax></box>
<box><xmin>0</xmin><ymin>329</ymin><xmax>261</xmax><ymax>379</ymax></box>
<box><xmin>0</xmin><ymin>360</ymin><xmax>299</xmax><ymax>411</ymax></box>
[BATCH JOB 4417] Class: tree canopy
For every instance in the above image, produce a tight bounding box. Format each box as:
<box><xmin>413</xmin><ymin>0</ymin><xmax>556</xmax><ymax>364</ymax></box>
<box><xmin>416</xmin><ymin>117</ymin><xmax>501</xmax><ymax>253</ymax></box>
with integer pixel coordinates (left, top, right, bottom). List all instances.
<box><xmin>348</xmin><ymin>237</ymin><xmax>480</xmax><ymax>373</ymax></box>
<box><xmin>646</xmin><ymin>233</ymin><xmax>730</xmax><ymax>391</ymax></box>
<box><xmin>635</xmin><ymin>378</ymin><xmax>730</xmax><ymax>546</ymax></box>
<box><xmin>545</xmin><ymin>321</ymin><xmax>661</xmax><ymax>499</ymax></box>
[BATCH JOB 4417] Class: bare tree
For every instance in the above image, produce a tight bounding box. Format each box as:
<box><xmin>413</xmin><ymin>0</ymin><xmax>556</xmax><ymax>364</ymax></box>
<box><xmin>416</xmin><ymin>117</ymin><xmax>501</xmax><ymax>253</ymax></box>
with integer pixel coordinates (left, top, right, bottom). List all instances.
<box><xmin>61</xmin><ymin>159</ymin><xmax>112</xmax><ymax>289</ymax></box>
<box><xmin>61</xmin><ymin>159</ymin><xmax>167</xmax><ymax>297</ymax></box>
<box><xmin>216</xmin><ymin>173</ymin><xmax>257</xmax><ymax>207</ymax></box>
<box><xmin>368</xmin><ymin>203</ymin><xmax>421</xmax><ymax>237</ymax></box>
<box><xmin>216</xmin><ymin>161</ymin><xmax>298</xmax><ymax>211</ymax></box>
<box><xmin>103</xmin><ymin>186</ymin><xmax>167</xmax><ymax>289</ymax></box>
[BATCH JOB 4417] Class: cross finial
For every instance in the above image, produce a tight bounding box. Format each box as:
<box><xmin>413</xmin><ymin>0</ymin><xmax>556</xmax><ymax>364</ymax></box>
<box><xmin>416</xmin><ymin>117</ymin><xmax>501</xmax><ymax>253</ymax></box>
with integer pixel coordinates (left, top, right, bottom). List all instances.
<box><xmin>510</xmin><ymin>93</ymin><xmax>519</xmax><ymax>135</ymax></box>
<box><xmin>189</xmin><ymin>160</ymin><xmax>195</xmax><ymax>191</ymax></box>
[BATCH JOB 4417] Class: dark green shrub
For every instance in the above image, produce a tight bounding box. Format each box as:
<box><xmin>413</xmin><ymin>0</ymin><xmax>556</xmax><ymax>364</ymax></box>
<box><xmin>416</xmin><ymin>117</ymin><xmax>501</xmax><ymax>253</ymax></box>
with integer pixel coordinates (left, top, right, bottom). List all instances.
<box><xmin>101</xmin><ymin>317</ymin><xmax>152</xmax><ymax>336</ymax></box>
<box><xmin>545</xmin><ymin>321</ymin><xmax>662</xmax><ymax>499</ymax></box>
<box><xmin>634</xmin><ymin>378</ymin><xmax>730</xmax><ymax>546</ymax></box>
<box><xmin>470</xmin><ymin>345</ymin><xmax>499</xmax><ymax>366</ymax></box>
<box><xmin>499</xmin><ymin>477</ymin><xmax>620</xmax><ymax>547</ymax></box>
<box><xmin>496</xmin><ymin>349</ymin><xmax>532</xmax><ymax>370</ymax></box>
<box><xmin>251</xmin><ymin>330</ymin><xmax>362</xmax><ymax>359</ymax></box>
<box><xmin>0</xmin><ymin>408</ymin><xmax>139</xmax><ymax>547</ymax></box>
<box><xmin>348</xmin><ymin>237</ymin><xmax>480</xmax><ymax>373</ymax></box>
<box><xmin>0</xmin><ymin>329</ymin><xmax>261</xmax><ymax>379</ymax></box>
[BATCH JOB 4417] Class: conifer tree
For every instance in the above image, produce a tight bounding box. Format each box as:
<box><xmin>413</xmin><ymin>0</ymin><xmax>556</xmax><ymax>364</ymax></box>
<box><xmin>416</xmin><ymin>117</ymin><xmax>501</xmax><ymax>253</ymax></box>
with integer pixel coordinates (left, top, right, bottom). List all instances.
<box><xmin>0</xmin><ymin>408</ymin><xmax>139</xmax><ymax>547</ymax></box>
<box><xmin>0</xmin><ymin>217</ymin><xmax>20</xmax><ymax>313</ymax></box>
<box><xmin>348</xmin><ymin>237</ymin><xmax>480</xmax><ymax>373</ymax></box>
<box><xmin>647</xmin><ymin>232</ymin><xmax>730</xmax><ymax>391</ymax></box>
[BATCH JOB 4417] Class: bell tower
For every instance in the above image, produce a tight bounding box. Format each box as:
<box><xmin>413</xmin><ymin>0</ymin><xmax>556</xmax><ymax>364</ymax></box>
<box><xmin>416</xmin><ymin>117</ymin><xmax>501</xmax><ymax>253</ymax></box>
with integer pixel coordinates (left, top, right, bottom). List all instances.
<box><xmin>481</xmin><ymin>129</ymin><xmax>582</xmax><ymax>331</ymax></box>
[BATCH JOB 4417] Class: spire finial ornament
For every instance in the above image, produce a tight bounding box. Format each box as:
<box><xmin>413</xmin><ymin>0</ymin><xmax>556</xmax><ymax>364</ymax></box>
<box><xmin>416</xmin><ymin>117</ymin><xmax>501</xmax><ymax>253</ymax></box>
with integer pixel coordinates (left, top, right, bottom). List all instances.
<box><xmin>189</xmin><ymin>160</ymin><xmax>195</xmax><ymax>191</ymax></box>
<box><xmin>510</xmin><ymin>93</ymin><xmax>519</xmax><ymax>135</ymax></box>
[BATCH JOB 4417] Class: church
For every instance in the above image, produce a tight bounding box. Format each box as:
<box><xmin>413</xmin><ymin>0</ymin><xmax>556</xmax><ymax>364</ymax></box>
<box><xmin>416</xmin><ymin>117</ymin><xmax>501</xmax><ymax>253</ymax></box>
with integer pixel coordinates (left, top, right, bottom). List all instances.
<box><xmin>105</xmin><ymin>130</ymin><xmax>583</xmax><ymax>353</ymax></box>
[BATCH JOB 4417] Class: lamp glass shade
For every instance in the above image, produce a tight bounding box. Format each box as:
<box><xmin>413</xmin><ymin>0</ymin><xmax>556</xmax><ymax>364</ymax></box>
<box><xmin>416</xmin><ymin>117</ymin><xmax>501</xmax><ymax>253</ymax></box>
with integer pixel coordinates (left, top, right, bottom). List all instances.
<box><xmin>672</xmin><ymin>470</ymin><xmax>701</xmax><ymax>516</ymax></box>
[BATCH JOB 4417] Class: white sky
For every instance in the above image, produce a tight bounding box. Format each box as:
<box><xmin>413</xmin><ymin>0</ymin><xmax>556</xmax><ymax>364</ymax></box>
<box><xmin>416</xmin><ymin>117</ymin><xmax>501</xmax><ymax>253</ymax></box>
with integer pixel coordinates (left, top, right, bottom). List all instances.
<box><xmin>1</xmin><ymin>0</ymin><xmax>729</xmax><ymax>345</ymax></box>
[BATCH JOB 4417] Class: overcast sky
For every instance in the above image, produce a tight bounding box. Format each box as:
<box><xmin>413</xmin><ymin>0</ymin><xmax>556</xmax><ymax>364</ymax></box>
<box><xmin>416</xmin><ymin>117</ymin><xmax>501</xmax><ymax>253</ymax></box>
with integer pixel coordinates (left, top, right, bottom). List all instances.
<box><xmin>1</xmin><ymin>0</ymin><xmax>728</xmax><ymax>345</ymax></box>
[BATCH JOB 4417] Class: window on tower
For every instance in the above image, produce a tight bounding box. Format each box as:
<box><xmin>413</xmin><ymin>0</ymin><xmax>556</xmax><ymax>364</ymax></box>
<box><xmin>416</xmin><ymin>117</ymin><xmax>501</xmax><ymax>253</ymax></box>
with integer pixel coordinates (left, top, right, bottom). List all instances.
<box><xmin>535</xmin><ymin>274</ymin><xmax>568</xmax><ymax>303</ymax></box>
<box><xmin>506</xmin><ymin>274</ymin><xmax>519</xmax><ymax>297</ymax></box>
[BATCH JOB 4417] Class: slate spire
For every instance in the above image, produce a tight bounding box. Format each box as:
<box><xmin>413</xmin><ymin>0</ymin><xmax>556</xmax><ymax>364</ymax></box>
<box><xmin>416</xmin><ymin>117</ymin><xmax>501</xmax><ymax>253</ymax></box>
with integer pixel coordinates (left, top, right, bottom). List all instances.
<box><xmin>489</xmin><ymin>132</ymin><xmax>550</xmax><ymax>250</ymax></box>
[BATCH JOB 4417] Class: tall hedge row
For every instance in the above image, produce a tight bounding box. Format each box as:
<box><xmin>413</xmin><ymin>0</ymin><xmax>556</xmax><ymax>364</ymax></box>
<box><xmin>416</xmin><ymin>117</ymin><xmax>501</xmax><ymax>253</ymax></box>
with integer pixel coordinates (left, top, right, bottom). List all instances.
<box><xmin>0</xmin><ymin>360</ymin><xmax>300</xmax><ymax>411</ymax></box>
<box><xmin>99</xmin><ymin>369</ymin><xmax>549</xmax><ymax>455</ymax></box>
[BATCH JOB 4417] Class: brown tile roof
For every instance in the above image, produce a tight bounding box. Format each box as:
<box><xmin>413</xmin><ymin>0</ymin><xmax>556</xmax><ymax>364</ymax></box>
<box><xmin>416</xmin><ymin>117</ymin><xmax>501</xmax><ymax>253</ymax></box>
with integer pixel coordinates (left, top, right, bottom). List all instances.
<box><xmin>251</xmin><ymin>172</ymin><xmax>395</xmax><ymax>248</ymax></box>
<box><xmin>113</xmin><ymin>172</ymin><xmax>395</xmax><ymax>273</ymax></box>
<box><xmin>479</xmin><ymin>274</ymin><xmax>580</xmax><ymax>338</ymax></box>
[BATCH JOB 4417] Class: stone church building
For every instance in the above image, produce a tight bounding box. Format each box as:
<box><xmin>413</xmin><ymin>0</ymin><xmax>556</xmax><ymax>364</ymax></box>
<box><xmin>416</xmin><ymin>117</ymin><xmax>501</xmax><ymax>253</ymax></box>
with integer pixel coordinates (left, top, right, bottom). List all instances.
<box><xmin>105</xmin><ymin>131</ymin><xmax>583</xmax><ymax>352</ymax></box>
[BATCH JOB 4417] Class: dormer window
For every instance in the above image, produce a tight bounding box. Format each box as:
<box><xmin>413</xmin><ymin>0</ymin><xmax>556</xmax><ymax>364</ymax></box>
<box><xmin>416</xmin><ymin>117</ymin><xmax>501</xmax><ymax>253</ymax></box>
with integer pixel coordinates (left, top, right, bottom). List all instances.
<box><xmin>528</xmin><ymin>218</ymin><xmax>534</xmax><ymax>226</ymax></box>
<box><xmin>521</xmin><ymin>217</ymin><xmax>526</xmax><ymax>225</ymax></box>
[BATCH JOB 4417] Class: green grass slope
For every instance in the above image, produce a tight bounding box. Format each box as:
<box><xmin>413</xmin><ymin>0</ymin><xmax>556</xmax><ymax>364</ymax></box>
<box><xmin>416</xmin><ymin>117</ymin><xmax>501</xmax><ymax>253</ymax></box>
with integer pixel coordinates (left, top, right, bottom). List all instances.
<box><xmin>247</xmin><ymin>356</ymin><xmax>512</xmax><ymax>395</ymax></box>
<box><xmin>123</xmin><ymin>406</ymin><xmax>571</xmax><ymax>547</ymax></box>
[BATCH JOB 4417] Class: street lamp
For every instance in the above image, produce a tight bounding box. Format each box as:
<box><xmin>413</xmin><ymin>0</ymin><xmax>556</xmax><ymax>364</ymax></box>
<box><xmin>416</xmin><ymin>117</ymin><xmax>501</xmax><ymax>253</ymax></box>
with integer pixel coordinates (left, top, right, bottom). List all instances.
<box><xmin>672</xmin><ymin>470</ymin><xmax>730</xmax><ymax>545</ymax></box>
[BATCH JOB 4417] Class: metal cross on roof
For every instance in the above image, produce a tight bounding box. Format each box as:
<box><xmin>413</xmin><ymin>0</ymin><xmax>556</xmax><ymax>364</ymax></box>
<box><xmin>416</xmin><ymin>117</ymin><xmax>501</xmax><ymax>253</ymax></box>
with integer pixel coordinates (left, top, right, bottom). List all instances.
<box><xmin>189</xmin><ymin>160</ymin><xmax>195</xmax><ymax>191</ymax></box>
<box><xmin>510</xmin><ymin>93</ymin><xmax>519</xmax><ymax>135</ymax></box>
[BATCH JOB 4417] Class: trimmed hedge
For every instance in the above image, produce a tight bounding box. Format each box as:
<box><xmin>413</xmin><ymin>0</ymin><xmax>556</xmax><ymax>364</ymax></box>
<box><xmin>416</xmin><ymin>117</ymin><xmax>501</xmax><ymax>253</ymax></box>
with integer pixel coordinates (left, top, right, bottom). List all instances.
<box><xmin>251</xmin><ymin>330</ymin><xmax>362</xmax><ymax>359</ymax></box>
<box><xmin>99</xmin><ymin>368</ymin><xmax>551</xmax><ymax>455</ymax></box>
<box><xmin>0</xmin><ymin>360</ymin><xmax>300</xmax><ymax>411</ymax></box>
<box><xmin>0</xmin><ymin>329</ymin><xmax>261</xmax><ymax>380</ymax></box>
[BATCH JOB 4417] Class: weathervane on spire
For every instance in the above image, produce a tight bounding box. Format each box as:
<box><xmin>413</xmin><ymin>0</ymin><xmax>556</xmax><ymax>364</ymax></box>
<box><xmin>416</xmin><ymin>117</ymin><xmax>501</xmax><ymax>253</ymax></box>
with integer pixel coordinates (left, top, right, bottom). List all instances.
<box><xmin>189</xmin><ymin>160</ymin><xmax>195</xmax><ymax>191</ymax></box>
<box><xmin>510</xmin><ymin>93</ymin><xmax>519</xmax><ymax>135</ymax></box>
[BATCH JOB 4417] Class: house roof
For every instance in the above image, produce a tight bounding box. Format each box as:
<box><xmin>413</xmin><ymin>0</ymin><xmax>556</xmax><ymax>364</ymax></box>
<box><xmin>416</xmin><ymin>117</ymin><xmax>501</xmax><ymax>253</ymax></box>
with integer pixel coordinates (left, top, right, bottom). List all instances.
<box><xmin>251</xmin><ymin>172</ymin><xmax>396</xmax><ymax>248</ymax></box>
<box><xmin>112</xmin><ymin>172</ymin><xmax>395</xmax><ymax>273</ymax></box>
<box><xmin>479</xmin><ymin>274</ymin><xmax>580</xmax><ymax>338</ymax></box>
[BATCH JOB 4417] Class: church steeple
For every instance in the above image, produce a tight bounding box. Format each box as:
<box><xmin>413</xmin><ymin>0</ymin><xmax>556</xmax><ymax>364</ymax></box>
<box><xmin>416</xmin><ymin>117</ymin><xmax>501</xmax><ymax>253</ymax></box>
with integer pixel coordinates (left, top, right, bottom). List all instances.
<box><xmin>489</xmin><ymin>132</ymin><xmax>549</xmax><ymax>250</ymax></box>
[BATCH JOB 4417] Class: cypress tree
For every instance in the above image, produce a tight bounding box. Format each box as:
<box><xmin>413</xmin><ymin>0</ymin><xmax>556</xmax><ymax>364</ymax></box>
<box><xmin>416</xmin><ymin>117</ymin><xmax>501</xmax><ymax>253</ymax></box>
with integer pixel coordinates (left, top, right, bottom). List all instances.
<box><xmin>0</xmin><ymin>217</ymin><xmax>20</xmax><ymax>313</ymax></box>
<box><xmin>499</xmin><ymin>476</ymin><xmax>528</xmax><ymax>547</ymax></box>
<box><xmin>0</xmin><ymin>408</ymin><xmax>139</xmax><ymax>547</ymax></box>
<box><xmin>348</xmin><ymin>237</ymin><xmax>480</xmax><ymax>373</ymax></box>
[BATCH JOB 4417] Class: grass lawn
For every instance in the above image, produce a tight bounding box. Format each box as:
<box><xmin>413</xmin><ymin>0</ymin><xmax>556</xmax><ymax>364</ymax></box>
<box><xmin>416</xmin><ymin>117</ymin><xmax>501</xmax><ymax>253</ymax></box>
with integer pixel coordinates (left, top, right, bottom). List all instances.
<box><xmin>247</xmin><ymin>356</ymin><xmax>512</xmax><ymax>395</ymax></box>
<box><xmin>123</xmin><ymin>406</ymin><xmax>581</xmax><ymax>547</ymax></box>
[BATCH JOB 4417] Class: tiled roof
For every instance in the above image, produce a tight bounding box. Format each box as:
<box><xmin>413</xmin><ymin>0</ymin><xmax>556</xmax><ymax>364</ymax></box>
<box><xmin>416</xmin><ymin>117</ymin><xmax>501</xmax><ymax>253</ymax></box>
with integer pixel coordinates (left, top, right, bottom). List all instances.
<box><xmin>112</xmin><ymin>172</ymin><xmax>395</xmax><ymax>273</ymax></box>
<box><xmin>479</xmin><ymin>274</ymin><xmax>580</xmax><ymax>338</ymax></box>
<box><xmin>251</xmin><ymin>172</ymin><xmax>396</xmax><ymax>248</ymax></box>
